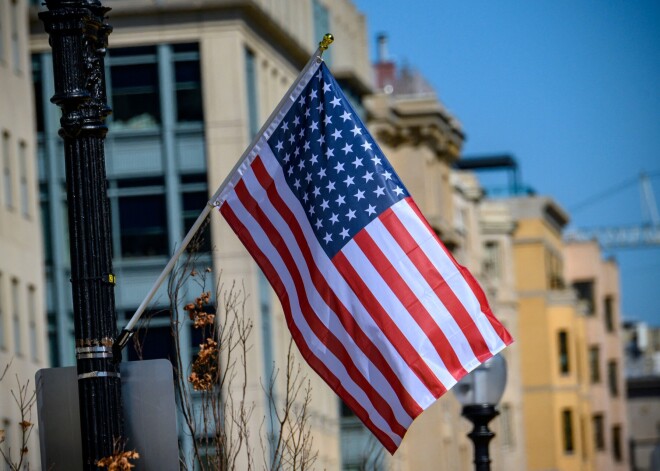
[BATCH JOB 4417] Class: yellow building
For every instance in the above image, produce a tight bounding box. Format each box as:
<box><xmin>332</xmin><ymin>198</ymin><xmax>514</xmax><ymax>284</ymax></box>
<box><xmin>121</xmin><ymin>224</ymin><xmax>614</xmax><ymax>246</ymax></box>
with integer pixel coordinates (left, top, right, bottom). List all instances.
<box><xmin>503</xmin><ymin>196</ymin><xmax>593</xmax><ymax>471</ymax></box>
<box><xmin>0</xmin><ymin>0</ymin><xmax>49</xmax><ymax>468</ymax></box>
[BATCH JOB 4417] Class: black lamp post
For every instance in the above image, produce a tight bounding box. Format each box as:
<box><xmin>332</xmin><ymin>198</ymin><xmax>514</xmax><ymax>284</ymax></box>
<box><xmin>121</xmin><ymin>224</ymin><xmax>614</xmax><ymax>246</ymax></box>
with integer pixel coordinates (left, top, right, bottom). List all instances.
<box><xmin>453</xmin><ymin>354</ymin><xmax>508</xmax><ymax>471</ymax></box>
<box><xmin>39</xmin><ymin>1</ymin><xmax>123</xmax><ymax>468</ymax></box>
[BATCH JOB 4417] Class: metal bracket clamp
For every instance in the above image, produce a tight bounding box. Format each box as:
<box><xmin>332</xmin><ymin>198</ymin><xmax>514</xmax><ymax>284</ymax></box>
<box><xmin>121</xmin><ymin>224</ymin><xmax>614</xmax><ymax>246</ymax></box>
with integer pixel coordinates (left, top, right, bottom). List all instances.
<box><xmin>78</xmin><ymin>371</ymin><xmax>121</xmax><ymax>380</ymax></box>
<box><xmin>111</xmin><ymin>328</ymin><xmax>135</xmax><ymax>364</ymax></box>
<box><xmin>76</xmin><ymin>345</ymin><xmax>113</xmax><ymax>360</ymax></box>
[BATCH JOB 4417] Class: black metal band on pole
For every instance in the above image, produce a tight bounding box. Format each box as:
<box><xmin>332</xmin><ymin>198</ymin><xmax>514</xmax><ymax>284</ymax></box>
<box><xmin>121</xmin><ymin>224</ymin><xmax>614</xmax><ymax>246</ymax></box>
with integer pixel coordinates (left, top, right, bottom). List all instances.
<box><xmin>39</xmin><ymin>1</ymin><xmax>123</xmax><ymax>468</ymax></box>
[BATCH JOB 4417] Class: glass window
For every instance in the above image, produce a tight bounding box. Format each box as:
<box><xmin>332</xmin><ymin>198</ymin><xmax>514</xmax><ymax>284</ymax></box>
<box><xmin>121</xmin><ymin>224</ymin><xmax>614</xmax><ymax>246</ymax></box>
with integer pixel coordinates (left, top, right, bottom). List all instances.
<box><xmin>175</xmin><ymin>58</ymin><xmax>203</xmax><ymax>123</ymax></box>
<box><xmin>593</xmin><ymin>414</ymin><xmax>605</xmax><ymax>451</ymax></box>
<box><xmin>558</xmin><ymin>330</ymin><xmax>570</xmax><ymax>375</ymax></box>
<box><xmin>118</xmin><ymin>194</ymin><xmax>168</xmax><ymax>257</ymax></box>
<box><xmin>11</xmin><ymin>0</ymin><xmax>20</xmax><ymax>73</ymax></box>
<box><xmin>604</xmin><ymin>296</ymin><xmax>615</xmax><ymax>332</ymax></box>
<box><xmin>19</xmin><ymin>140</ymin><xmax>28</xmax><ymax>217</ymax></box>
<box><xmin>32</xmin><ymin>55</ymin><xmax>45</xmax><ymax>133</ymax></box>
<box><xmin>40</xmin><ymin>184</ymin><xmax>53</xmax><ymax>264</ymax></box>
<box><xmin>612</xmin><ymin>424</ymin><xmax>622</xmax><ymax>462</ymax></box>
<box><xmin>124</xmin><ymin>310</ymin><xmax>174</xmax><ymax>361</ymax></box>
<box><xmin>607</xmin><ymin>360</ymin><xmax>619</xmax><ymax>397</ymax></box>
<box><xmin>3</xmin><ymin>131</ymin><xmax>12</xmax><ymax>209</ymax></box>
<box><xmin>182</xmin><ymin>190</ymin><xmax>211</xmax><ymax>253</ymax></box>
<box><xmin>0</xmin><ymin>3</ymin><xmax>4</xmax><ymax>63</ymax></box>
<box><xmin>47</xmin><ymin>311</ymin><xmax>59</xmax><ymax>367</ymax></box>
<box><xmin>573</xmin><ymin>280</ymin><xmax>595</xmax><ymax>315</ymax></box>
<box><xmin>0</xmin><ymin>273</ymin><xmax>4</xmax><ymax>350</ymax></box>
<box><xmin>312</xmin><ymin>0</ymin><xmax>331</xmax><ymax>65</ymax></box>
<box><xmin>483</xmin><ymin>240</ymin><xmax>501</xmax><ymax>279</ymax></box>
<box><xmin>562</xmin><ymin>409</ymin><xmax>574</xmax><ymax>454</ymax></box>
<box><xmin>500</xmin><ymin>402</ymin><xmax>515</xmax><ymax>447</ymax></box>
<box><xmin>245</xmin><ymin>48</ymin><xmax>259</xmax><ymax>138</ymax></box>
<box><xmin>110</xmin><ymin>61</ymin><xmax>160</xmax><ymax>130</ymax></box>
<box><xmin>11</xmin><ymin>278</ymin><xmax>20</xmax><ymax>356</ymax></box>
<box><xmin>28</xmin><ymin>285</ymin><xmax>37</xmax><ymax>361</ymax></box>
<box><xmin>589</xmin><ymin>345</ymin><xmax>600</xmax><ymax>383</ymax></box>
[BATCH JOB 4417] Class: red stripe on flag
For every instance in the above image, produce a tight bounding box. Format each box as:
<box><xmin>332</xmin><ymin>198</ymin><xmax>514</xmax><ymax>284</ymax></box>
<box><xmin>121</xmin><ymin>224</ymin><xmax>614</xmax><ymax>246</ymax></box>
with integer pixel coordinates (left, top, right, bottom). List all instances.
<box><xmin>407</xmin><ymin>200</ymin><xmax>514</xmax><ymax>346</ymax></box>
<box><xmin>251</xmin><ymin>157</ymin><xmax>424</xmax><ymax>418</ymax></box>
<box><xmin>231</xmin><ymin>177</ymin><xmax>408</xmax><ymax>438</ymax></box>
<box><xmin>379</xmin><ymin>205</ymin><xmax>494</xmax><ymax>363</ymax></box>
<box><xmin>332</xmin><ymin>250</ymin><xmax>448</xmax><ymax>398</ymax></box>
<box><xmin>220</xmin><ymin>202</ymin><xmax>400</xmax><ymax>453</ymax></box>
<box><xmin>352</xmin><ymin>228</ymin><xmax>468</xmax><ymax>380</ymax></box>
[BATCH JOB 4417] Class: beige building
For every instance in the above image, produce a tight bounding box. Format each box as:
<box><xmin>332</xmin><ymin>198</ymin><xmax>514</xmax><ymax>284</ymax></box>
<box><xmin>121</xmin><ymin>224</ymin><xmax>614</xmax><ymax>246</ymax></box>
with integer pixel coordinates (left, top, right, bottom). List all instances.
<box><xmin>0</xmin><ymin>0</ymin><xmax>49</xmax><ymax>468</ymax></box>
<box><xmin>564</xmin><ymin>240</ymin><xmax>629</xmax><ymax>469</ymax></box>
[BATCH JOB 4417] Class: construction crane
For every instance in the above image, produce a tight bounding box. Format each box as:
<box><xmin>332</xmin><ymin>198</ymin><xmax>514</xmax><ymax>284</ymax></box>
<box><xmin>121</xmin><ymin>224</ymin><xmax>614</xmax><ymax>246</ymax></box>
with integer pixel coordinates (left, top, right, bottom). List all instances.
<box><xmin>563</xmin><ymin>172</ymin><xmax>660</xmax><ymax>248</ymax></box>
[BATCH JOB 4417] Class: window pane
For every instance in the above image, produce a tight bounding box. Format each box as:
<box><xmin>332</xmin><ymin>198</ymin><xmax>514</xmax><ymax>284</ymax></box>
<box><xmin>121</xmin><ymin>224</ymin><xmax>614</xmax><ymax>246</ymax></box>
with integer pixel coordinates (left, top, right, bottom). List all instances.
<box><xmin>608</xmin><ymin>360</ymin><xmax>619</xmax><ymax>396</ymax></box>
<box><xmin>47</xmin><ymin>312</ymin><xmax>59</xmax><ymax>367</ymax></box>
<box><xmin>612</xmin><ymin>425</ymin><xmax>622</xmax><ymax>462</ymax></box>
<box><xmin>32</xmin><ymin>55</ymin><xmax>45</xmax><ymax>133</ymax></box>
<box><xmin>562</xmin><ymin>409</ymin><xmax>574</xmax><ymax>453</ymax></box>
<box><xmin>12</xmin><ymin>279</ymin><xmax>21</xmax><ymax>355</ymax></box>
<box><xmin>3</xmin><ymin>131</ymin><xmax>12</xmax><ymax>209</ymax></box>
<box><xmin>604</xmin><ymin>296</ymin><xmax>615</xmax><ymax>332</ymax></box>
<box><xmin>19</xmin><ymin>141</ymin><xmax>28</xmax><ymax>217</ymax></box>
<box><xmin>127</xmin><ymin>324</ymin><xmax>175</xmax><ymax>362</ymax></box>
<box><xmin>118</xmin><ymin>194</ymin><xmax>168</xmax><ymax>257</ymax></box>
<box><xmin>589</xmin><ymin>346</ymin><xmax>600</xmax><ymax>383</ymax></box>
<box><xmin>175</xmin><ymin>60</ymin><xmax>203</xmax><ymax>123</ymax></box>
<box><xmin>183</xmin><ymin>191</ymin><xmax>211</xmax><ymax>253</ymax></box>
<box><xmin>573</xmin><ymin>280</ymin><xmax>595</xmax><ymax>315</ymax></box>
<box><xmin>558</xmin><ymin>330</ymin><xmax>570</xmax><ymax>374</ymax></box>
<box><xmin>593</xmin><ymin>414</ymin><xmax>605</xmax><ymax>450</ymax></box>
<box><xmin>110</xmin><ymin>63</ymin><xmax>160</xmax><ymax>129</ymax></box>
<box><xmin>0</xmin><ymin>273</ymin><xmax>4</xmax><ymax>350</ymax></box>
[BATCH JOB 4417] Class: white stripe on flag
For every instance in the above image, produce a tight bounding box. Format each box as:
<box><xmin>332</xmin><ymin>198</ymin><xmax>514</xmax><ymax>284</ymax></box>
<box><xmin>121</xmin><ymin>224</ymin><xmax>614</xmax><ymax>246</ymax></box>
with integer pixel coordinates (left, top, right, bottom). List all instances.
<box><xmin>391</xmin><ymin>201</ymin><xmax>508</xmax><ymax>355</ymax></box>
<box><xmin>365</xmin><ymin>215</ymin><xmax>482</xmax><ymax>373</ymax></box>
<box><xmin>224</xmin><ymin>191</ymin><xmax>405</xmax><ymax>446</ymax></box>
<box><xmin>239</xmin><ymin>154</ymin><xmax>415</xmax><ymax>428</ymax></box>
<box><xmin>339</xmin><ymin>238</ymin><xmax>458</xmax><ymax>390</ymax></box>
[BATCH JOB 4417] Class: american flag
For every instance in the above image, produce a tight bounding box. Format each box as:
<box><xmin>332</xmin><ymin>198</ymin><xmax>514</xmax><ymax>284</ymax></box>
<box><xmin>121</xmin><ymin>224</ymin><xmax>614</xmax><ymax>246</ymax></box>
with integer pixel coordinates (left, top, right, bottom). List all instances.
<box><xmin>214</xmin><ymin>60</ymin><xmax>512</xmax><ymax>453</ymax></box>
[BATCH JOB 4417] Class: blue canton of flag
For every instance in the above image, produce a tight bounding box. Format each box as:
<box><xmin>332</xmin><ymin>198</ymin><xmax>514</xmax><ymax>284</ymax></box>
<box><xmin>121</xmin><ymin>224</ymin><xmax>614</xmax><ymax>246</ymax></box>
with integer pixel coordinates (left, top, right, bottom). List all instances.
<box><xmin>267</xmin><ymin>63</ymin><xmax>410</xmax><ymax>258</ymax></box>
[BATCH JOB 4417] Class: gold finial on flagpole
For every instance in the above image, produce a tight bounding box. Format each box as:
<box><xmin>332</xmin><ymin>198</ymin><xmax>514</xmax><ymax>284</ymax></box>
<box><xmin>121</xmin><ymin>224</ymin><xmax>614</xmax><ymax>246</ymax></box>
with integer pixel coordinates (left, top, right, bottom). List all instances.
<box><xmin>319</xmin><ymin>33</ymin><xmax>334</xmax><ymax>52</ymax></box>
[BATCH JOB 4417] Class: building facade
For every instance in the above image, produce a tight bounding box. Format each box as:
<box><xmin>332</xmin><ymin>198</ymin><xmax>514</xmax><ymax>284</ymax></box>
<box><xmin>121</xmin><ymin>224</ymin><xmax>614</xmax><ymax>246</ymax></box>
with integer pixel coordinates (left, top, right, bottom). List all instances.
<box><xmin>0</xmin><ymin>0</ymin><xmax>49</xmax><ymax>467</ymax></box>
<box><xmin>564</xmin><ymin>240</ymin><xmax>629</xmax><ymax>470</ymax></box>
<box><xmin>502</xmin><ymin>196</ymin><xmax>595</xmax><ymax>471</ymax></box>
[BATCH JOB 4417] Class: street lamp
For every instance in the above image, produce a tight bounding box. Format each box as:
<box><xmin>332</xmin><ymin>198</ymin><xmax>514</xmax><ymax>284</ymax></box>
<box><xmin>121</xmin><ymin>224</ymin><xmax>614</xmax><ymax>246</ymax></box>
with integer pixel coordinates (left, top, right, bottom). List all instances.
<box><xmin>453</xmin><ymin>354</ymin><xmax>508</xmax><ymax>471</ymax></box>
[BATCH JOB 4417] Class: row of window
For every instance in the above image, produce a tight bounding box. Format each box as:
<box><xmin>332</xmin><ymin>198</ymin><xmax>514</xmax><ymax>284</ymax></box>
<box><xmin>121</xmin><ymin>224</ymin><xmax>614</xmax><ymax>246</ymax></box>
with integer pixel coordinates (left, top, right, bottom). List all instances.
<box><xmin>1</xmin><ymin>130</ymin><xmax>31</xmax><ymax>217</ymax></box>
<box><xmin>0</xmin><ymin>0</ymin><xmax>23</xmax><ymax>75</ymax></box>
<box><xmin>562</xmin><ymin>409</ymin><xmax>623</xmax><ymax>462</ymax></box>
<box><xmin>40</xmin><ymin>175</ymin><xmax>210</xmax><ymax>263</ymax></box>
<box><xmin>0</xmin><ymin>272</ymin><xmax>40</xmax><ymax>362</ymax></box>
<box><xmin>557</xmin><ymin>331</ymin><xmax>620</xmax><ymax>396</ymax></box>
<box><xmin>33</xmin><ymin>44</ymin><xmax>204</xmax><ymax>134</ymax></box>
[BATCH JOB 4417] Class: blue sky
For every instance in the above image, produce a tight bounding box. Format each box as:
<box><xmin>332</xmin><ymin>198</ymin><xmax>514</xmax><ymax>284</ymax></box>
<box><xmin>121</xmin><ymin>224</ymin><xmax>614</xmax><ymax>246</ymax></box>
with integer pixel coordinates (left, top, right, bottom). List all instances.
<box><xmin>352</xmin><ymin>1</ymin><xmax>660</xmax><ymax>326</ymax></box>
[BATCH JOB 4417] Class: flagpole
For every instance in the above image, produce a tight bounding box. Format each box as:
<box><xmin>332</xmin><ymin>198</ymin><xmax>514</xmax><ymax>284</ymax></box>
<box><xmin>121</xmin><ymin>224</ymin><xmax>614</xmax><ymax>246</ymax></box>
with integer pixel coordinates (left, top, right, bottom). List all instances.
<box><xmin>112</xmin><ymin>34</ymin><xmax>334</xmax><ymax>361</ymax></box>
